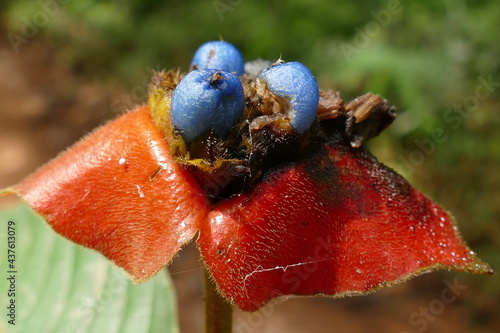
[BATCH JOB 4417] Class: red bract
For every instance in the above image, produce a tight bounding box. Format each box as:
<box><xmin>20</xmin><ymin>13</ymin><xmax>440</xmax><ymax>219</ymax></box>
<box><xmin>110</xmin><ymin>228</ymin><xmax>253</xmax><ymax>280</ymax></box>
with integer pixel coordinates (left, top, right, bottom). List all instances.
<box><xmin>11</xmin><ymin>107</ymin><xmax>209</xmax><ymax>282</ymax></box>
<box><xmin>1</xmin><ymin>76</ymin><xmax>493</xmax><ymax>312</ymax></box>
<box><xmin>200</xmin><ymin>144</ymin><xmax>490</xmax><ymax>310</ymax></box>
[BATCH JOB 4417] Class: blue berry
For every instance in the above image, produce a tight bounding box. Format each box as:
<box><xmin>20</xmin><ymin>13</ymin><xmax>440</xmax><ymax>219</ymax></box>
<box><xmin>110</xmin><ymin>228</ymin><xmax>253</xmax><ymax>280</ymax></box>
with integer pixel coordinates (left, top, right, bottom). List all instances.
<box><xmin>259</xmin><ymin>61</ymin><xmax>319</xmax><ymax>133</ymax></box>
<box><xmin>170</xmin><ymin>69</ymin><xmax>245</xmax><ymax>143</ymax></box>
<box><xmin>190</xmin><ymin>41</ymin><xmax>244</xmax><ymax>76</ymax></box>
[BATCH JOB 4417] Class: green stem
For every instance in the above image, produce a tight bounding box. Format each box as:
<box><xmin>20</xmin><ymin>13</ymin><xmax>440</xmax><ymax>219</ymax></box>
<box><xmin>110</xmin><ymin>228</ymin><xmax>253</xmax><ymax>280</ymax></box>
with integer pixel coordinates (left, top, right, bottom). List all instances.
<box><xmin>204</xmin><ymin>268</ymin><xmax>233</xmax><ymax>333</ymax></box>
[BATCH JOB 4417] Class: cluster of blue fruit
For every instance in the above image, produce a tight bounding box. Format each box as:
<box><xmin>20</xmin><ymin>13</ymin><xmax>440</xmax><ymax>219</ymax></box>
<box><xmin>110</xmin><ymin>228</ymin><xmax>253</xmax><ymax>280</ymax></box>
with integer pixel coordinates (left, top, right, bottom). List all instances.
<box><xmin>170</xmin><ymin>41</ymin><xmax>320</xmax><ymax>143</ymax></box>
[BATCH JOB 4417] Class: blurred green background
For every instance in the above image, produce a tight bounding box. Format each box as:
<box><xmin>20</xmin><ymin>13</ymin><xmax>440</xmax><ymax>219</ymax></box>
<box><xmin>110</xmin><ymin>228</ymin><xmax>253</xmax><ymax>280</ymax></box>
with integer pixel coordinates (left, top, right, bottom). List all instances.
<box><xmin>1</xmin><ymin>0</ymin><xmax>498</xmax><ymax>332</ymax></box>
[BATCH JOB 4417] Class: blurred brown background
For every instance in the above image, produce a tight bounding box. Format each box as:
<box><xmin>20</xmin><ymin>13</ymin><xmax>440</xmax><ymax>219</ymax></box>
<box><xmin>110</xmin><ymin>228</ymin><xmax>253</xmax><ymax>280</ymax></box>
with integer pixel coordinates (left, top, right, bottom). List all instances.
<box><xmin>0</xmin><ymin>0</ymin><xmax>498</xmax><ymax>332</ymax></box>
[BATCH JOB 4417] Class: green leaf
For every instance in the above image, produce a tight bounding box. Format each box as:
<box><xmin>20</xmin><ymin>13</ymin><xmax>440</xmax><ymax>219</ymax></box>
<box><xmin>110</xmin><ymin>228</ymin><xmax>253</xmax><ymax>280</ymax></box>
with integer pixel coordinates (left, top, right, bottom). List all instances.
<box><xmin>0</xmin><ymin>203</ymin><xmax>179</xmax><ymax>333</ymax></box>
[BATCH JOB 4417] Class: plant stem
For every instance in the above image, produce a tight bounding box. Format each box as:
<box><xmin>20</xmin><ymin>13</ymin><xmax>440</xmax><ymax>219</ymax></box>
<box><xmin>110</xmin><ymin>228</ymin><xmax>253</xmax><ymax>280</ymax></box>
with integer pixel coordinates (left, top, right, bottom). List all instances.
<box><xmin>204</xmin><ymin>268</ymin><xmax>233</xmax><ymax>333</ymax></box>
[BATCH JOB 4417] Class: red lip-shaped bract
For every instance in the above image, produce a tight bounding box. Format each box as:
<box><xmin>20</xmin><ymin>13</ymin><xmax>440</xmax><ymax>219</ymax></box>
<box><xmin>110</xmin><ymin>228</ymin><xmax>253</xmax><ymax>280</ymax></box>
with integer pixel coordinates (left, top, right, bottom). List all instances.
<box><xmin>200</xmin><ymin>144</ymin><xmax>490</xmax><ymax>310</ymax></box>
<box><xmin>10</xmin><ymin>107</ymin><xmax>209</xmax><ymax>283</ymax></box>
<box><xmin>2</xmin><ymin>105</ymin><xmax>492</xmax><ymax>311</ymax></box>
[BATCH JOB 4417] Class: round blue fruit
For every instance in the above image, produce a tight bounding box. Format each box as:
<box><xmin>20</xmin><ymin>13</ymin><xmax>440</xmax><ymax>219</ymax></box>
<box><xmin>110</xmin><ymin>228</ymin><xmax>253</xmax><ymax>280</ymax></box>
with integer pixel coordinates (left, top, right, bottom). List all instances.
<box><xmin>190</xmin><ymin>41</ymin><xmax>245</xmax><ymax>76</ymax></box>
<box><xmin>259</xmin><ymin>61</ymin><xmax>319</xmax><ymax>133</ymax></box>
<box><xmin>170</xmin><ymin>69</ymin><xmax>245</xmax><ymax>143</ymax></box>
